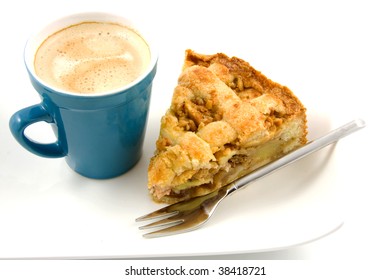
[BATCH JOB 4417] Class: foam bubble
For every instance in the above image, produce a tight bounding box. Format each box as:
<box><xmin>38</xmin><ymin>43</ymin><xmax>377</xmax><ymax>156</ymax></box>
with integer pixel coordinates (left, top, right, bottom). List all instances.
<box><xmin>34</xmin><ymin>22</ymin><xmax>150</xmax><ymax>94</ymax></box>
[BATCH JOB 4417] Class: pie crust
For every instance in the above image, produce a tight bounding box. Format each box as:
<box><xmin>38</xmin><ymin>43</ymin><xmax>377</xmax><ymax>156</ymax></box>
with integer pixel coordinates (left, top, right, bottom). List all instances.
<box><xmin>148</xmin><ymin>50</ymin><xmax>307</xmax><ymax>203</ymax></box>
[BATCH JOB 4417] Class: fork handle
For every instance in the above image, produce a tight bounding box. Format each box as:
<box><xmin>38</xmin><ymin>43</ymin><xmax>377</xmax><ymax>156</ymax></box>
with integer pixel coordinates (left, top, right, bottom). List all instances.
<box><xmin>227</xmin><ymin>119</ymin><xmax>366</xmax><ymax>195</ymax></box>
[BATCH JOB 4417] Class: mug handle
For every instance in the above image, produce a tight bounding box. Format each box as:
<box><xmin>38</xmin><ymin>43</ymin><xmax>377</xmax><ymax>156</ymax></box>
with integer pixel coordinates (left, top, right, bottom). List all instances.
<box><xmin>9</xmin><ymin>103</ymin><xmax>66</xmax><ymax>158</ymax></box>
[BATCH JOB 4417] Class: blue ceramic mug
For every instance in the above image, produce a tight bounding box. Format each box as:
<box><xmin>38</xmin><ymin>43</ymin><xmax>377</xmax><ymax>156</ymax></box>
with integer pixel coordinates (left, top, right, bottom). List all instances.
<box><xmin>9</xmin><ymin>13</ymin><xmax>158</xmax><ymax>179</ymax></box>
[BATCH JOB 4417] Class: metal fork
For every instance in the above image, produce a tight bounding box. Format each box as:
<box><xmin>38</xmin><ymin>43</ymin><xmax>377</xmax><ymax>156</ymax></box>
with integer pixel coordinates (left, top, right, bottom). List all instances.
<box><xmin>136</xmin><ymin>119</ymin><xmax>366</xmax><ymax>238</ymax></box>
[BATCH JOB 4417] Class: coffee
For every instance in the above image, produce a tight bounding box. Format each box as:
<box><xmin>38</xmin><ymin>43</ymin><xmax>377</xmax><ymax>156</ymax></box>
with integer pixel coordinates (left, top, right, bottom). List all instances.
<box><xmin>34</xmin><ymin>22</ymin><xmax>150</xmax><ymax>94</ymax></box>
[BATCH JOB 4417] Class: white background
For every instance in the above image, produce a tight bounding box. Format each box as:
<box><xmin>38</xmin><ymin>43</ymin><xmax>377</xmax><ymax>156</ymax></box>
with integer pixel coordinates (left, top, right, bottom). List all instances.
<box><xmin>0</xmin><ymin>0</ymin><xmax>389</xmax><ymax>278</ymax></box>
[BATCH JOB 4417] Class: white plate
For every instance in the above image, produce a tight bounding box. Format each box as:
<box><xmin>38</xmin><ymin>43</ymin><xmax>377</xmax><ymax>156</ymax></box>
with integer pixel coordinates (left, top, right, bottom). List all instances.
<box><xmin>0</xmin><ymin>0</ymin><xmax>369</xmax><ymax>259</ymax></box>
<box><xmin>0</xmin><ymin>103</ymin><xmax>349</xmax><ymax>259</ymax></box>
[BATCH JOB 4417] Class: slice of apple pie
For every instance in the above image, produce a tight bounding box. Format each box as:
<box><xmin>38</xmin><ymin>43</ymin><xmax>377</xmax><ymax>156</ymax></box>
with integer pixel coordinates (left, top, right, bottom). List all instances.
<box><xmin>148</xmin><ymin>50</ymin><xmax>307</xmax><ymax>204</ymax></box>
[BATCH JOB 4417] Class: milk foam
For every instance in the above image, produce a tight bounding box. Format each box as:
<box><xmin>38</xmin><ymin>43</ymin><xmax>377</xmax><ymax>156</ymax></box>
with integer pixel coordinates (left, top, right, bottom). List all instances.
<box><xmin>34</xmin><ymin>22</ymin><xmax>150</xmax><ymax>94</ymax></box>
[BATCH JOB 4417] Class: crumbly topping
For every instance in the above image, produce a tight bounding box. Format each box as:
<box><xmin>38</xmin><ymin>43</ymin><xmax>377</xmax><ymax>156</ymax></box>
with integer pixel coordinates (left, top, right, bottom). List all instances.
<box><xmin>148</xmin><ymin>50</ymin><xmax>307</xmax><ymax>203</ymax></box>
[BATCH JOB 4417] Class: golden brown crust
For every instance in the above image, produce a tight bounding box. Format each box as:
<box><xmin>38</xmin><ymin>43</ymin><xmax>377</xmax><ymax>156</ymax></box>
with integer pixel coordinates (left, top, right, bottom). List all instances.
<box><xmin>148</xmin><ymin>50</ymin><xmax>307</xmax><ymax>203</ymax></box>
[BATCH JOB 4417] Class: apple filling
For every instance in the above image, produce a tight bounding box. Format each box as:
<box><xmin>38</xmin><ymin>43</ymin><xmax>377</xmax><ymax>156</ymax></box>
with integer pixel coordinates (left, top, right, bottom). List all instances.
<box><xmin>148</xmin><ymin>50</ymin><xmax>307</xmax><ymax>203</ymax></box>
